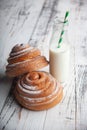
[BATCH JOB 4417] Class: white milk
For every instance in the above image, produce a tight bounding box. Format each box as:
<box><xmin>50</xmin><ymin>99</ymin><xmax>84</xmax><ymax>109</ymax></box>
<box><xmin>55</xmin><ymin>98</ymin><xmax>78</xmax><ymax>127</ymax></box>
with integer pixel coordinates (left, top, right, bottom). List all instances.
<box><xmin>49</xmin><ymin>42</ymin><xmax>70</xmax><ymax>83</ymax></box>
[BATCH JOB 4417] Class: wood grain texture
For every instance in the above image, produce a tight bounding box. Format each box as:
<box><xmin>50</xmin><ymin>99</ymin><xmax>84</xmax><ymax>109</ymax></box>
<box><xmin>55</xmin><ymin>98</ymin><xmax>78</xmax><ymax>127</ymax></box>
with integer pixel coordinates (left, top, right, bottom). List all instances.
<box><xmin>75</xmin><ymin>65</ymin><xmax>87</xmax><ymax>130</ymax></box>
<box><xmin>0</xmin><ymin>0</ymin><xmax>45</xmax><ymax>76</ymax></box>
<box><xmin>0</xmin><ymin>0</ymin><xmax>46</xmax><ymax>113</ymax></box>
<box><xmin>0</xmin><ymin>0</ymin><xmax>46</xmax><ymax>129</ymax></box>
<box><xmin>0</xmin><ymin>0</ymin><xmax>87</xmax><ymax>130</ymax></box>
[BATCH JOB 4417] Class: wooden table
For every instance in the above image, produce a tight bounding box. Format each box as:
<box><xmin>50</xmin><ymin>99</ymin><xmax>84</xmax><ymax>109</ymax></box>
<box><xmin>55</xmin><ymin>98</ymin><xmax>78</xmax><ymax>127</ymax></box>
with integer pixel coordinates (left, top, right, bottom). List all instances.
<box><xmin>0</xmin><ymin>0</ymin><xmax>87</xmax><ymax>130</ymax></box>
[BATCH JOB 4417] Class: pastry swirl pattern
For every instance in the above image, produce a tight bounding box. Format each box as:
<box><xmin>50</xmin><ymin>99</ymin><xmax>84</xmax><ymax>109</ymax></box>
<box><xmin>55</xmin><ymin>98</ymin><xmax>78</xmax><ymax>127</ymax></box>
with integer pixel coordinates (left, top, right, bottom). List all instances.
<box><xmin>6</xmin><ymin>44</ymin><xmax>49</xmax><ymax>77</ymax></box>
<box><xmin>14</xmin><ymin>71</ymin><xmax>63</xmax><ymax>110</ymax></box>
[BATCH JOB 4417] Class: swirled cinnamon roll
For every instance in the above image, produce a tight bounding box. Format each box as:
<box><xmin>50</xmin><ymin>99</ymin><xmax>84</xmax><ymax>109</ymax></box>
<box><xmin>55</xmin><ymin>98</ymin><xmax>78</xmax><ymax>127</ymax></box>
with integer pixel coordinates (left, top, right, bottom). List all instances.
<box><xmin>14</xmin><ymin>71</ymin><xmax>63</xmax><ymax>111</ymax></box>
<box><xmin>6</xmin><ymin>44</ymin><xmax>49</xmax><ymax>77</ymax></box>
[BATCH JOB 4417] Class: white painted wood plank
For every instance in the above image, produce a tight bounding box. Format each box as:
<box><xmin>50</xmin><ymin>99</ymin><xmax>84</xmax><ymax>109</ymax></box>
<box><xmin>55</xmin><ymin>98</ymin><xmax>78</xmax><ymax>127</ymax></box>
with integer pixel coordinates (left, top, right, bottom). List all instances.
<box><xmin>71</xmin><ymin>1</ymin><xmax>87</xmax><ymax>129</ymax></box>
<box><xmin>68</xmin><ymin>0</ymin><xmax>87</xmax><ymax>65</ymax></box>
<box><xmin>0</xmin><ymin>0</ymin><xmax>87</xmax><ymax>130</ymax></box>
<box><xmin>17</xmin><ymin>110</ymin><xmax>46</xmax><ymax>130</ymax></box>
<box><xmin>32</xmin><ymin>0</ymin><xmax>87</xmax><ymax>129</ymax></box>
<box><xmin>0</xmin><ymin>0</ymin><xmax>76</xmax><ymax>129</ymax></box>
<box><xmin>19</xmin><ymin>0</ymin><xmax>77</xmax><ymax>129</ymax></box>
<box><xmin>0</xmin><ymin>77</ymin><xmax>12</xmax><ymax>114</ymax></box>
<box><xmin>0</xmin><ymin>0</ymin><xmax>46</xmax><ymax>125</ymax></box>
<box><xmin>75</xmin><ymin>66</ymin><xmax>87</xmax><ymax>130</ymax></box>
<box><xmin>0</xmin><ymin>0</ymin><xmax>59</xmax><ymax>129</ymax></box>
<box><xmin>0</xmin><ymin>0</ymin><xmax>45</xmax><ymax>76</ymax></box>
<box><xmin>41</xmin><ymin>0</ymin><xmax>76</xmax><ymax>129</ymax></box>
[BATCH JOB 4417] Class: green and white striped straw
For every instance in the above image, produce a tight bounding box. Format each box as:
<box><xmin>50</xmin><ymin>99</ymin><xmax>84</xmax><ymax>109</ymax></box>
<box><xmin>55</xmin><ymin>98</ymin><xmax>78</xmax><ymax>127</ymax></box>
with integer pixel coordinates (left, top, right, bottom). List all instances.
<box><xmin>58</xmin><ymin>11</ymin><xmax>69</xmax><ymax>48</ymax></box>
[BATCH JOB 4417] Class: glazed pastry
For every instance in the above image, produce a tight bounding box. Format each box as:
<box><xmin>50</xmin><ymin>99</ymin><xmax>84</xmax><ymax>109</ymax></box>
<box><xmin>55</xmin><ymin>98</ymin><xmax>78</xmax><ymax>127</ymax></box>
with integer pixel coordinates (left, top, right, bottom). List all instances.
<box><xmin>6</xmin><ymin>44</ymin><xmax>49</xmax><ymax>77</ymax></box>
<box><xmin>14</xmin><ymin>71</ymin><xmax>63</xmax><ymax>111</ymax></box>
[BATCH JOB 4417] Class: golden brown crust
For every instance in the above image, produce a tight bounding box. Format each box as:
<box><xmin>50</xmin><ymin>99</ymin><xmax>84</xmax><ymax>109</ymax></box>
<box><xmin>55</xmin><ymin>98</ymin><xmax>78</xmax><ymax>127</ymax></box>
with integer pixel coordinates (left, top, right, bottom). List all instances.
<box><xmin>6</xmin><ymin>44</ymin><xmax>49</xmax><ymax>77</ymax></box>
<box><xmin>14</xmin><ymin>71</ymin><xmax>63</xmax><ymax>111</ymax></box>
<box><xmin>11</xmin><ymin>44</ymin><xmax>30</xmax><ymax>53</ymax></box>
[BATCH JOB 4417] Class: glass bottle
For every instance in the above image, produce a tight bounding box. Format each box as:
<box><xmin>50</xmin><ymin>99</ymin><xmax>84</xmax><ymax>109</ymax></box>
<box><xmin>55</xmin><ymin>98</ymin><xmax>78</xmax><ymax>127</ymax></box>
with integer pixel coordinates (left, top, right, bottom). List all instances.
<box><xmin>49</xmin><ymin>19</ymin><xmax>70</xmax><ymax>83</ymax></box>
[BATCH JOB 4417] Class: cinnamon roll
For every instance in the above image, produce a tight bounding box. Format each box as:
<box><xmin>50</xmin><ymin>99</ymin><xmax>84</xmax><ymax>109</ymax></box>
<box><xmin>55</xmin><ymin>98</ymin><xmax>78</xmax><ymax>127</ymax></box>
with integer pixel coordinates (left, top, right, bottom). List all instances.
<box><xmin>6</xmin><ymin>44</ymin><xmax>49</xmax><ymax>77</ymax></box>
<box><xmin>14</xmin><ymin>71</ymin><xmax>63</xmax><ymax>111</ymax></box>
